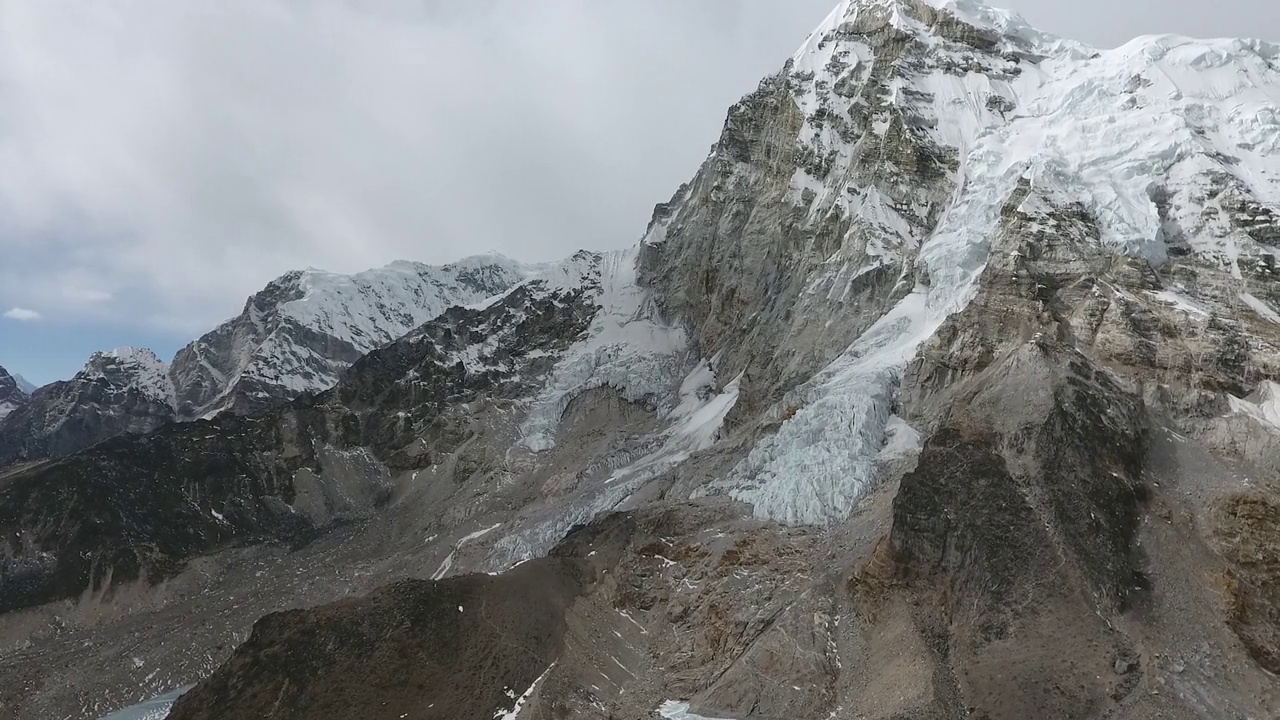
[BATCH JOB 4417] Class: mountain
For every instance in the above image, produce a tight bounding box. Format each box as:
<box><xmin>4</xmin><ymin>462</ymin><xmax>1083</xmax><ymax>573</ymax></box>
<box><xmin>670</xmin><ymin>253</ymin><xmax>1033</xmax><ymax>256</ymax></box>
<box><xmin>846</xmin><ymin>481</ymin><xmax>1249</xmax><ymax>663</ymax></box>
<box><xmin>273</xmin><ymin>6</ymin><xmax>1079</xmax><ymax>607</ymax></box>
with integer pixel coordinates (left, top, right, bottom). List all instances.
<box><xmin>10</xmin><ymin>374</ymin><xmax>36</xmax><ymax>395</ymax></box>
<box><xmin>0</xmin><ymin>348</ymin><xmax>176</xmax><ymax>466</ymax></box>
<box><xmin>0</xmin><ymin>255</ymin><xmax>527</xmax><ymax>468</ymax></box>
<box><xmin>4</xmin><ymin>1</ymin><xmax>1280</xmax><ymax>718</ymax></box>
<box><xmin>0</xmin><ymin>366</ymin><xmax>29</xmax><ymax>422</ymax></box>
<box><xmin>169</xmin><ymin>254</ymin><xmax>529</xmax><ymax>418</ymax></box>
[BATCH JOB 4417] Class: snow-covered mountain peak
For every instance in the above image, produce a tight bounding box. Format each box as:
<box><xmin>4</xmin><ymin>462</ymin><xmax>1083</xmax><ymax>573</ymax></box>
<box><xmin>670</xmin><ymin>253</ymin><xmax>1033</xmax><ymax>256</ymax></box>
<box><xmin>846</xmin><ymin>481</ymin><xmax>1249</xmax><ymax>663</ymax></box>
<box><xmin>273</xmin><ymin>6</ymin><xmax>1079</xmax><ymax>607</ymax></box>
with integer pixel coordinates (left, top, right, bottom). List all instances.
<box><xmin>785</xmin><ymin>0</ymin><xmax>1279</xmax><ymax>275</ymax></box>
<box><xmin>170</xmin><ymin>253</ymin><xmax>530</xmax><ymax>417</ymax></box>
<box><xmin>81</xmin><ymin>347</ymin><xmax>176</xmax><ymax>409</ymax></box>
<box><xmin>798</xmin><ymin>0</ymin><xmax>1086</xmax><ymax>62</ymax></box>
<box><xmin>271</xmin><ymin>254</ymin><xmax>529</xmax><ymax>354</ymax></box>
<box><xmin>11</xmin><ymin>375</ymin><xmax>36</xmax><ymax>395</ymax></box>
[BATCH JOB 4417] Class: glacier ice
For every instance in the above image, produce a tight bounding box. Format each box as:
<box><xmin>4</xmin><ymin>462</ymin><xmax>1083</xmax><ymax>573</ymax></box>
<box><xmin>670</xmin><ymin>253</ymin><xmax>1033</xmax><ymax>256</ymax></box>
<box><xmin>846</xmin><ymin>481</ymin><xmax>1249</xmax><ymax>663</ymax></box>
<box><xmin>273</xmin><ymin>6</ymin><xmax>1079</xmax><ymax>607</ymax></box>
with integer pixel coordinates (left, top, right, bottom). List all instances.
<box><xmin>97</xmin><ymin>686</ymin><xmax>190</xmax><ymax>720</ymax></box>
<box><xmin>711</xmin><ymin>0</ymin><xmax>1280</xmax><ymax>527</ymax></box>
<box><xmin>519</xmin><ymin>247</ymin><xmax>689</xmax><ymax>452</ymax></box>
<box><xmin>657</xmin><ymin>700</ymin><xmax>736</xmax><ymax>720</ymax></box>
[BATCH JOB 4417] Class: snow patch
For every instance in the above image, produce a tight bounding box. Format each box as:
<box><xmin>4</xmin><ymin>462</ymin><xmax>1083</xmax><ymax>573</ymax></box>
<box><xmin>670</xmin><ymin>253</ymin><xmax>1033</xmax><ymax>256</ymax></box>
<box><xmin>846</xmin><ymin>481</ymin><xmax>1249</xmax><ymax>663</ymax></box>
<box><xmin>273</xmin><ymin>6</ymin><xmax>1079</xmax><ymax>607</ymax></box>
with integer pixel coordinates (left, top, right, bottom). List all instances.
<box><xmin>98</xmin><ymin>686</ymin><xmax>191</xmax><ymax>720</ymax></box>
<box><xmin>432</xmin><ymin>523</ymin><xmax>504</xmax><ymax>581</ymax></box>
<box><xmin>1240</xmin><ymin>293</ymin><xmax>1280</xmax><ymax>324</ymax></box>
<box><xmin>657</xmin><ymin>700</ymin><xmax>736</xmax><ymax>720</ymax></box>
<box><xmin>1149</xmin><ymin>290</ymin><xmax>1211</xmax><ymax>317</ymax></box>
<box><xmin>1228</xmin><ymin>381</ymin><xmax>1280</xmax><ymax>429</ymax></box>
<box><xmin>878</xmin><ymin>415</ymin><xmax>923</xmax><ymax>463</ymax></box>
<box><xmin>493</xmin><ymin>663</ymin><xmax>555</xmax><ymax>719</ymax></box>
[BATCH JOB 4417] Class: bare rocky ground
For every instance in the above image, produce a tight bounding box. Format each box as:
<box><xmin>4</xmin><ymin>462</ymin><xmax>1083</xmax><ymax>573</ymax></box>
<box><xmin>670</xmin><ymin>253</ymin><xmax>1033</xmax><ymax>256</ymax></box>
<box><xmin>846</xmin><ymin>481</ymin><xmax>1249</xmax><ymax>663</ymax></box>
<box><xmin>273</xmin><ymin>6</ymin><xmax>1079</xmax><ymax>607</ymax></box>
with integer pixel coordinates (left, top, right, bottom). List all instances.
<box><xmin>12</xmin><ymin>401</ymin><xmax>1273</xmax><ymax>720</ymax></box>
<box><xmin>2</xmin><ymin>359</ymin><xmax>1278</xmax><ymax>719</ymax></box>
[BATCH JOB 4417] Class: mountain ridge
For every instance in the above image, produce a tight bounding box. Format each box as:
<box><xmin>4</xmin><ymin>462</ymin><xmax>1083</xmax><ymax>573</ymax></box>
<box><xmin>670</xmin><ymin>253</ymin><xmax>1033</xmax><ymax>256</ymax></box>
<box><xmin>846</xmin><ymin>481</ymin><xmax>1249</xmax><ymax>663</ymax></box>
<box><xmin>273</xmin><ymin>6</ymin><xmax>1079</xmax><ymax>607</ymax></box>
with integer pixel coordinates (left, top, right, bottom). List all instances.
<box><xmin>0</xmin><ymin>254</ymin><xmax>529</xmax><ymax>468</ymax></box>
<box><xmin>2</xmin><ymin>1</ymin><xmax>1279</xmax><ymax>718</ymax></box>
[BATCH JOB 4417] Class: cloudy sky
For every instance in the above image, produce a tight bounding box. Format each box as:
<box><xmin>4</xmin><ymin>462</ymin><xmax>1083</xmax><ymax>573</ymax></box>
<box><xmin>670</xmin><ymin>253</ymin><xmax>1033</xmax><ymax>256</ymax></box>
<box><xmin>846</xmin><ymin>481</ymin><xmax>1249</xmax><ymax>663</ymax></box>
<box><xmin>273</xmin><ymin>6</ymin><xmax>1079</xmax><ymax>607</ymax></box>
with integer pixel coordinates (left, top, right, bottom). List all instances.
<box><xmin>0</xmin><ymin>0</ymin><xmax>1275</xmax><ymax>384</ymax></box>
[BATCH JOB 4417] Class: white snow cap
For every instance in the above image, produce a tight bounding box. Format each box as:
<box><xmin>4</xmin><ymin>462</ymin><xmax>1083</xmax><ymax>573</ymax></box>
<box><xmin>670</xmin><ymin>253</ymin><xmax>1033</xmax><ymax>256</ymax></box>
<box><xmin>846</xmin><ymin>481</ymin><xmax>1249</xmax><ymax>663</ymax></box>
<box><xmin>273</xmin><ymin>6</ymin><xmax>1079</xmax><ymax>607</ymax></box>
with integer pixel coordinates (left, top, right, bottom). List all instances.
<box><xmin>82</xmin><ymin>347</ymin><xmax>177</xmax><ymax>408</ymax></box>
<box><xmin>281</xmin><ymin>253</ymin><xmax>531</xmax><ymax>354</ymax></box>
<box><xmin>185</xmin><ymin>253</ymin><xmax>532</xmax><ymax>414</ymax></box>
<box><xmin>797</xmin><ymin>0</ymin><xmax>1083</xmax><ymax>65</ymax></box>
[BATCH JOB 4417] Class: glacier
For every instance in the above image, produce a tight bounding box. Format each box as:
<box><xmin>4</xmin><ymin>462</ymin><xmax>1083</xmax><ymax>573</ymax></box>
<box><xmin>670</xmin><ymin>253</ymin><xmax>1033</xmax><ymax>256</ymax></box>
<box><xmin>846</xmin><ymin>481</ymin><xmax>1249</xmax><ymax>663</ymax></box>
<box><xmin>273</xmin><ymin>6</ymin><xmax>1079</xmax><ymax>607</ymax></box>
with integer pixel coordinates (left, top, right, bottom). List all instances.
<box><xmin>519</xmin><ymin>247</ymin><xmax>690</xmax><ymax>452</ymax></box>
<box><xmin>98</xmin><ymin>686</ymin><xmax>189</xmax><ymax>720</ymax></box>
<box><xmin>708</xmin><ymin>0</ymin><xmax>1280</xmax><ymax>526</ymax></box>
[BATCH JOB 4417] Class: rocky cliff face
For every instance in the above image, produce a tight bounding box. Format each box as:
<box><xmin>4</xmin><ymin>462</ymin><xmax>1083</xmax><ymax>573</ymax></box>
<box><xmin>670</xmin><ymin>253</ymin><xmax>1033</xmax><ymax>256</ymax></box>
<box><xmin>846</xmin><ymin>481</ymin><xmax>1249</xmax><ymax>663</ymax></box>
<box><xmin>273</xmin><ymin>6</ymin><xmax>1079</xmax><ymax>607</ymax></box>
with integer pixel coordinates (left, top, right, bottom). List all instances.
<box><xmin>0</xmin><ymin>256</ymin><xmax>527</xmax><ymax>470</ymax></box>
<box><xmin>2</xmin><ymin>1</ymin><xmax>1279</xmax><ymax>719</ymax></box>
<box><xmin>0</xmin><ymin>367</ymin><xmax>28</xmax><ymax>423</ymax></box>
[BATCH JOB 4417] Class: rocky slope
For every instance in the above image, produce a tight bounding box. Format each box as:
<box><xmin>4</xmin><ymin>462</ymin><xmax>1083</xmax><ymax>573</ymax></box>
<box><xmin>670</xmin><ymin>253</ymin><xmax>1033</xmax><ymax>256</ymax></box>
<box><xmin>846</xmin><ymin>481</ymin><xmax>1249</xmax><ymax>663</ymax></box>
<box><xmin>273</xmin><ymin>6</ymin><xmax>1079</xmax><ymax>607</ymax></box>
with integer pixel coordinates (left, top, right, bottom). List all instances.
<box><xmin>2</xmin><ymin>1</ymin><xmax>1279</xmax><ymax>718</ymax></box>
<box><xmin>0</xmin><ymin>256</ymin><xmax>526</xmax><ymax>469</ymax></box>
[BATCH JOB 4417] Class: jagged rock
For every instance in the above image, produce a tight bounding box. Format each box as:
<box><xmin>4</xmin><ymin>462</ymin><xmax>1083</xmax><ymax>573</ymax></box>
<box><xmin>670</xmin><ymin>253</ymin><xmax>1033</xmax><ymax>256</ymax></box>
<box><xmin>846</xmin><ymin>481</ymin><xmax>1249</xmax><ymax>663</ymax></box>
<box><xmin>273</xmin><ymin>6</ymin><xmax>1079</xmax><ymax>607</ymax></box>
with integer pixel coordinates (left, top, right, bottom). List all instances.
<box><xmin>0</xmin><ymin>349</ymin><xmax>176</xmax><ymax>467</ymax></box>
<box><xmin>0</xmin><ymin>366</ymin><xmax>28</xmax><ymax>423</ymax></box>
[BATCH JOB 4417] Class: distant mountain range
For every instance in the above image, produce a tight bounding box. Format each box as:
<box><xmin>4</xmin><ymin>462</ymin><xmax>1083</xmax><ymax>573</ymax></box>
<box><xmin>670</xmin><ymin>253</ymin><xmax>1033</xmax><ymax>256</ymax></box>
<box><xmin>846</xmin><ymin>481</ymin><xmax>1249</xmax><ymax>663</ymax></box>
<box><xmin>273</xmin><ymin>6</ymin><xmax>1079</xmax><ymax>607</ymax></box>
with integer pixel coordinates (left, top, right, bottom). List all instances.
<box><xmin>0</xmin><ymin>254</ymin><xmax>529</xmax><ymax>467</ymax></box>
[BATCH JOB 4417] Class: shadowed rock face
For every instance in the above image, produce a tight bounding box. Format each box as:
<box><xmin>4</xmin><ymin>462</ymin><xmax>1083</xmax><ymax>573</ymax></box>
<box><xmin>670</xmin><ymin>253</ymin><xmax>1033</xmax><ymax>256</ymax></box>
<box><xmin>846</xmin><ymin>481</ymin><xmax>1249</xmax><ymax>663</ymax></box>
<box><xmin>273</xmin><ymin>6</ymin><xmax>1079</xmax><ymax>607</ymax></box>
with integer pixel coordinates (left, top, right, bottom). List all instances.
<box><xmin>883</xmin><ymin>354</ymin><xmax>1151</xmax><ymax>717</ymax></box>
<box><xmin>167</xmin><ymin>568</ymin><xmax>576</xmax><ymax>720</ymax></box>
<box><xmin>166</xmin><ymin>515</ymin><xmax>634</xmax><ymax>720</ymax></box>
<box><xmin>0</xmin><ymin>367</ymin><xmax>27</xmax><ymax>422</ymax></box>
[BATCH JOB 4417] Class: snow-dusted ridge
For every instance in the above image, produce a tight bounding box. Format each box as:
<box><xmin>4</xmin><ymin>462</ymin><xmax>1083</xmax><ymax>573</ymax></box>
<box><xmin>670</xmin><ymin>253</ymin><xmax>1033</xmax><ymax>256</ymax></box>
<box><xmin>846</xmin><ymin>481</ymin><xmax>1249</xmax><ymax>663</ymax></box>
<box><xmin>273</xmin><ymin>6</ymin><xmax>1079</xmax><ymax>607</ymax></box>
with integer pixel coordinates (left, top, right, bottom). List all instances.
<box><xmin>275</xmin><ymin>254</ymin><xmax>529</xmax><ymax>356</ymax></box>
<box><xmin>0</xmin><ymin>255</ymin><xmax>533</xmax><ymax>466</ymax></box>
<box><xmin>171</xmin><ymin>253</ymin><xmax>532</xmax><ymax>417</ymax></box>
<box><xmin>80</xmin><ymin>348</ymin><xmax>178</xmax><ymax>410</ymax></box>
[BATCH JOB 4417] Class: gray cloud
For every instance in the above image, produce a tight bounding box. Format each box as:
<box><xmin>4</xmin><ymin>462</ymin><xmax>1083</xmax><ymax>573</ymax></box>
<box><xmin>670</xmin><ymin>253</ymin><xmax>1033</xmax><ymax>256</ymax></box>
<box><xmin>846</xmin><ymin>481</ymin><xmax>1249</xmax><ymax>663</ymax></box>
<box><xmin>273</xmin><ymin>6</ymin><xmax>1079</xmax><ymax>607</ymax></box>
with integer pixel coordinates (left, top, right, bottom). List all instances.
<box><xmin>0</xmin><ymin>0</ymin><xmax>1273</xmax><ymax>335</ymax></box>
